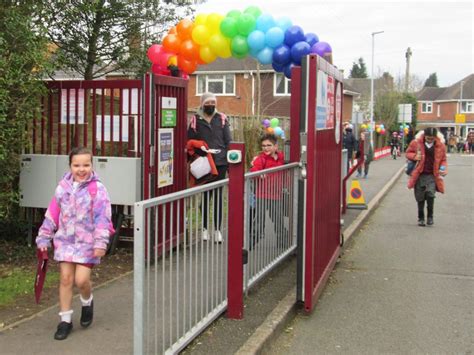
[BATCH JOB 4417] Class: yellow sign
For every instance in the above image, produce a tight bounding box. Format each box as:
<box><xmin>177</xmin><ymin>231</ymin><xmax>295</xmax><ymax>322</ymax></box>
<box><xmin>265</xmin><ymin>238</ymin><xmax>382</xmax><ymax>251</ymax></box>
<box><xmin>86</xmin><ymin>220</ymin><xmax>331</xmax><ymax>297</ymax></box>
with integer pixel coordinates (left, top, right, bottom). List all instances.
<box><xmin>455</xmin><ymin>114</ymin><xmax>466</xmax><ymax>123</ymax></box>
<box><xmin>347</xmin><ymin>179</ymin><xmax>368</xmax><ymax>210</ymax></box>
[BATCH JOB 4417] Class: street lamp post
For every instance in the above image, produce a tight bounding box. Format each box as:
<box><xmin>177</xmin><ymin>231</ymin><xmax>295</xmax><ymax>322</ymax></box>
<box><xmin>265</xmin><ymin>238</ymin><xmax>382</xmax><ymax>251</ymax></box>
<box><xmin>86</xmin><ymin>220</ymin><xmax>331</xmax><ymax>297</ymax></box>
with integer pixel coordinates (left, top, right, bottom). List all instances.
<box><xmin>370</xmin><ymin>30</ymin><xmax>384</xmax><ymax>149</ymax></box>
<box><xmin>459</xmin><ymin>80</ymin><xmax>465</xmax><ymax>136</ymax></box>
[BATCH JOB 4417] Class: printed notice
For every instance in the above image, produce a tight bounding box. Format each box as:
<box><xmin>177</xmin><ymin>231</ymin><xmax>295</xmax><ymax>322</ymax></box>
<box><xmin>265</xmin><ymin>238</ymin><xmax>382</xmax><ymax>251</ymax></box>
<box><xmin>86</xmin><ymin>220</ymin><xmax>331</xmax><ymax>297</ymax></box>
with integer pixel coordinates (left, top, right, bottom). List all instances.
<box><xmin>158</xmin><ymin>128</ymin><xmax>173</xmax><ymax>187</ymax></box>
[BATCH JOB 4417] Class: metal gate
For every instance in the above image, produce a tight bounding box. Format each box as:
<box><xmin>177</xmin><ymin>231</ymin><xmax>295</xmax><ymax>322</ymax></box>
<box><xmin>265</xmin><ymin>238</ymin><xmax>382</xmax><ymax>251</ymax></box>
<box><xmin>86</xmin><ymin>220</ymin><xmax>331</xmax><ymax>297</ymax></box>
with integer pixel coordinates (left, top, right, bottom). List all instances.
<box><xmin>294</xmin><ymin>55</ymin><xmax>344</xmax><ymax>312</ymax></box>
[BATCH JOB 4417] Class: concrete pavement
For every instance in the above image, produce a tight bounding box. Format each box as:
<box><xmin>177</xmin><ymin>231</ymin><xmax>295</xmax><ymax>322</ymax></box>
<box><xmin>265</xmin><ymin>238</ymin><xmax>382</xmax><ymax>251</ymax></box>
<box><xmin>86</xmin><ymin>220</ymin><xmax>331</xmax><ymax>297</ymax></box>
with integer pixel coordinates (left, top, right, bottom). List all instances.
<box><xmin>266</xmin><ymin>154</ymin><xmax>474</xmax><ymax>354</ymax></box>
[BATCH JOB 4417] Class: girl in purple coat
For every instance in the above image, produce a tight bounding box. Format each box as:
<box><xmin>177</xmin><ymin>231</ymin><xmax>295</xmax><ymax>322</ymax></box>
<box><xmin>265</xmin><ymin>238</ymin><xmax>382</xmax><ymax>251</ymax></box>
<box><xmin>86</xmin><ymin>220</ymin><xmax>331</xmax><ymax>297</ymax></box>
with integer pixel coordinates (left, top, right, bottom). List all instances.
<box><xmin>36</xmin><ymin>147</ymin><xmax>112</xmax><ymax>340</ymax></box>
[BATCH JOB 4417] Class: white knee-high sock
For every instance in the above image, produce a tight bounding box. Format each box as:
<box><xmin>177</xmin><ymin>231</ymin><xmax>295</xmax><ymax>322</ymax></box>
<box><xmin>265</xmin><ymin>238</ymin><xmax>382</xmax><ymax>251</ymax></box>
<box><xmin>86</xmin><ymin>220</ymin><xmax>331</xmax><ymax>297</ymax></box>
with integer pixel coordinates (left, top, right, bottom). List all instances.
<box><xmin>59</xmin><ymin>309</ymin><xmax>73</xmax><ymax>323</ymax></box>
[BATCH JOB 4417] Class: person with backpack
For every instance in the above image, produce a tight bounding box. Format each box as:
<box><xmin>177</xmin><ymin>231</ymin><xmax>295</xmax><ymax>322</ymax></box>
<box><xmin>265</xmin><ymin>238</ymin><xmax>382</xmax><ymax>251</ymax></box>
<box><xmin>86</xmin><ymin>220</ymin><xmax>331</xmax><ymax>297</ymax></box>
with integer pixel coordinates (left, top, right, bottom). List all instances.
<box><xmin>406</xmin><ymin>127</ymin><xmax>447</xmax><ymax>227</ymax></box>
<box><xmin>187</xmin><ymin>92</ymin><xmax>232</xmax><ymax>243</ymax></box>
<box><xmin>36</xmin><ymin>147</ymin><xmax>113</xmax><ymax>340</ymax></box>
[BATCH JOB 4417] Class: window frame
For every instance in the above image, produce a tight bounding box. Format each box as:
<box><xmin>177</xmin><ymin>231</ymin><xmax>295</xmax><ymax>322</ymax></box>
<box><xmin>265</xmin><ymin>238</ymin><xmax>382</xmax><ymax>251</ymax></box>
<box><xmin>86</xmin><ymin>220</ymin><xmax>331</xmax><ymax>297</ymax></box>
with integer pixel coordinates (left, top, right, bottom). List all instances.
<box><xmin>273</xmin><ymin>73</ymin><xmax>291</xmax><ymax>96</ymax></box>
<box><xmin>421</xmin><ymin>101</ymin><xmax>433</xmax><ymax>113</ymax></box>
<box><xmin>196</xmin><ymin>74</ymin><xmax>236</xmax><ymax>96</ymax></box>
<box><xmin>461</xmin><ymin>101</ymin><xmax>474</xmax><ymax>113</ymax></box>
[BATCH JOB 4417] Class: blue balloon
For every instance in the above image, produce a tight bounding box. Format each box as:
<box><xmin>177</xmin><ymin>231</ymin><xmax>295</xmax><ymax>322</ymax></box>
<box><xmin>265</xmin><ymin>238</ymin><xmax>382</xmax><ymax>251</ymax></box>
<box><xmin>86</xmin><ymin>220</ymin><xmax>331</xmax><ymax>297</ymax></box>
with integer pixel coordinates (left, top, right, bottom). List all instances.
<box><xmin>272</xmin><ymin>61</ymin><xmax>285</xmax><ymax>72</ymax></box>
<box><xmin>265</xmin><ymin>27</ymin><xmax>284</xmax><ymax>48</ymax></box>
<box><xmin>249</xmin><ymin>47</ymin><xmax>260</xmax><ymax>58</ymax></box>
<box><xmin>275</xmin><ymin>16</ymin><xmax>292</xmax><ymax>32</ymax></box>
<box><xmin>310</xmin><ymin>41</ymin><xmax>332</xmax><ymax>56</ymax></box>
<box><xmin>256</xmin><ymin>13</ymin><xmax>276</xmax><ymax>33</ymax></box>
<box><xmin>283</xmin><ymin>62</ymin><xmax>295</xmax><ymax>79</ymax></box>
<box><xmin>274</xmin><ymin>127</ymin><xmax>284</xmax><ymax>136</ymax></box>
<box><xmin>247</xmin><ymin>30</ymin><xmax>266</xmax><ymax>51</ymax></box>
<box><xmin>272</xmin><ymin>44</ymin><xmax>291</xmax><ymax>65</ymax></box>
<box><xmin>305</xmin><ymin>33</ymin><xmax>319</xmax><ymax>47</ymax></box>
<box><xmin>284</xmin><ymin>25</ymin><xmax>305</xmax><ymax>47</ymax></box>
<box><xmin>257</xmin><ymin>47</ymin><xmax>274</xmax><ymax>65</ymax></box>
<box><xmin>291</xmin><ymin>41</ymin><xmax>311</xmax><ymax>65</ymax></box>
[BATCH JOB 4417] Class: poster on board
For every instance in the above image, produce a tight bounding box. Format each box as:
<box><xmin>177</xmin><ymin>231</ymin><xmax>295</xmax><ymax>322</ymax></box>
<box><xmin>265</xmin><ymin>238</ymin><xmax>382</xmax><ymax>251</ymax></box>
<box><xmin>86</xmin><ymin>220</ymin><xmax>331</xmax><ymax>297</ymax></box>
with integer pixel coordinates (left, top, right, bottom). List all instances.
<box><xmin>326</xmin><ymin>75</ymin><xmax>335</xmax><ymax>129</ymax></box>
<box><xmin>161</xmin><ymin>97</ymin><xmax>177</xmax><ymax>127</ymax></box>
<box><xmin>335</xmin><ymin>82</ymin><xmax>342</xmax><ymax>144</ymax></box>
<box><xmin>157</xmin><ymin>128</ymin><xmax>173</xmax><ymax>188</ymax></box>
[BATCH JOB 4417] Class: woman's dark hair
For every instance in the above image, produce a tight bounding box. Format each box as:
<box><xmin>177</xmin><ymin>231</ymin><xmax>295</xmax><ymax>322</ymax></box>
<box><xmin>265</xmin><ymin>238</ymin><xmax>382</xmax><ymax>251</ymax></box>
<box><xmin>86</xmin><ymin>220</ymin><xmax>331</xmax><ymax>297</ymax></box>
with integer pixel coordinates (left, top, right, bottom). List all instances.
<box><xmin>260</xmin><ymin>133</ymin><xmax>278</xmax><ymax>145</ymax></box>
<box><xmin>69</xmin><ymin>147</ymin><xmax>93</xmax><ymax>165</ymax></box>
<box><xmin>424</xmin><ymin>127</ymin><xmax>438</xmax><ymax>137</ymax></box>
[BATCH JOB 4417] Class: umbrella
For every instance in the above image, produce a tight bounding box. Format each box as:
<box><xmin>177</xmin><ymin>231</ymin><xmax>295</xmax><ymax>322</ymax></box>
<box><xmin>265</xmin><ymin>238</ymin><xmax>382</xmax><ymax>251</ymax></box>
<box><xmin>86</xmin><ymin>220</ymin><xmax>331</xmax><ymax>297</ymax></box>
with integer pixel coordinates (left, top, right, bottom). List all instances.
<box><xmin>34</xmin><ymin>249</ymin><xmax>49</xmax><ymax>304</ymax></box>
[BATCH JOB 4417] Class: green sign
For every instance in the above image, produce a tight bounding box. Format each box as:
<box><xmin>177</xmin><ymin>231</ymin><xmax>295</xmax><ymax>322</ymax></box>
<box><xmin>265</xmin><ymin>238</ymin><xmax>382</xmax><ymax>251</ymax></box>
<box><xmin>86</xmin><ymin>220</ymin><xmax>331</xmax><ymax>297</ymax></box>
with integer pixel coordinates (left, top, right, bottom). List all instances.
<box><xmin>161</xmin><ymin>109</ymin><xmax>176</xmax><ymax>127</ymax></box>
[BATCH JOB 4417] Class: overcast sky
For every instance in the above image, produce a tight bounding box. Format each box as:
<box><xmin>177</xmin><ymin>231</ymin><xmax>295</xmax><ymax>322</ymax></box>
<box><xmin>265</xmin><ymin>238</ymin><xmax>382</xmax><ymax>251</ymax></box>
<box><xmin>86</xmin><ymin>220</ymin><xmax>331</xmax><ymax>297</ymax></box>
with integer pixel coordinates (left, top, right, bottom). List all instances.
<box><xmin>196</xmin><ymin>0</ymin><xmax>473</xmax><ymax>87</ymax></box>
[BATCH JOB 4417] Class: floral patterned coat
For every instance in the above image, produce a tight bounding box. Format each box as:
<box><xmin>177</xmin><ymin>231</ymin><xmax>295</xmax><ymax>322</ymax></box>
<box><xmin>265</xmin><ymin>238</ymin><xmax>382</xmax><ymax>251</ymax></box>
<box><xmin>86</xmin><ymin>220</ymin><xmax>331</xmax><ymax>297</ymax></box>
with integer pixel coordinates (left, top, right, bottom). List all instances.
<box><xmin>36</xmin><ymin>172</ymin><xmax>112</xmax><ymax>264</ymax></box>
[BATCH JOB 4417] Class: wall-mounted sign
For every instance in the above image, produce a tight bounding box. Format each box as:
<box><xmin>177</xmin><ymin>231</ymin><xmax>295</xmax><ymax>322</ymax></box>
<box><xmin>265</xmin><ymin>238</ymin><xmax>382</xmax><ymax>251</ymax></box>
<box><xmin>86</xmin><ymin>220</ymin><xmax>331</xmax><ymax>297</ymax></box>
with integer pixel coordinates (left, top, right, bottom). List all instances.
<box><xmin>316</xmin><ymin>71</ymin><xmax>334</xmax><ymax>130</ymax></box>
<box><xmin>161</xmin><ymin>97</ymin><xmax>177</xmax><ymax>127</ymax></box>
<box><xmin>335</xmin><ymin>82</ymin><xmax>342</xmax><ymax>144</ymax></box>
<box><xmin>157</xmin><ymin>128</ymin><xmax>174</xmax><ymax>188</ymax></box>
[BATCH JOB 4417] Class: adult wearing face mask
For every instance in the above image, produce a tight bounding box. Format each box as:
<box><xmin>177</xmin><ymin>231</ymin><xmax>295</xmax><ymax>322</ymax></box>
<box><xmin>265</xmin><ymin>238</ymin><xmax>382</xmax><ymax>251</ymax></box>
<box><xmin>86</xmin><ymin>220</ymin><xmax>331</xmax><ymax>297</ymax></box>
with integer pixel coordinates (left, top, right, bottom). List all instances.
<box><xmin>406</xmin><ymin>127</ymin><xmax>447</xmax><ymax>227</ymax></box>
<box><xmin>188</xmin><ymin>92</ymin><xmax>232</xmax><ymax>242</ymax></box>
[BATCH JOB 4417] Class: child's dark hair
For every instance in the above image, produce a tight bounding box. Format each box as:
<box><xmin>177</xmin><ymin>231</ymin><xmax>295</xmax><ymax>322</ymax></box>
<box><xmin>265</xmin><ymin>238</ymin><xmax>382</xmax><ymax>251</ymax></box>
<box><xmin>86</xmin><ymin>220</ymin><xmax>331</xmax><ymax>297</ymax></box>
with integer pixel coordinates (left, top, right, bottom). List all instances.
<box><xmin>260</xmin><ymin>133</ymin><xmax>278</xmax><ymax>145</ymax></box>
<box><xmin>69</xmin><ymin>147</ymin><xmax>93</xmax><ymax>165</ymax></box>
<box><xmin>424</xmin><ymin>127</ymin><xmax>438</xmax><ymax>137</ymax></box>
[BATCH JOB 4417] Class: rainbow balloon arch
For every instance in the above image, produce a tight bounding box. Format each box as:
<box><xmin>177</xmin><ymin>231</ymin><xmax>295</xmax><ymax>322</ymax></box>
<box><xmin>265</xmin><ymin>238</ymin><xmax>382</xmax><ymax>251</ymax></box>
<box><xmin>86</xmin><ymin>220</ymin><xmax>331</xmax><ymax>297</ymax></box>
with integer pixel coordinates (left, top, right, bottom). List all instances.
<box><xmin>147</xmin><ymin>6</ymin><xmax>333</xmax><ymax>80</ymax></box>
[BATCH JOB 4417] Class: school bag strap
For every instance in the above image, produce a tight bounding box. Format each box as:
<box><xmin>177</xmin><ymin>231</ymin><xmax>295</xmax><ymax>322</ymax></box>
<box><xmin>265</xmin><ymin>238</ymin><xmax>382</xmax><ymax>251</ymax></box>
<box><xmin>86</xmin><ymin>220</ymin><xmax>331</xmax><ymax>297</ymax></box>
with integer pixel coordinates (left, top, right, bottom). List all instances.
<box><xmin>190</xmin><ymin>113</ymin><xmax>227</xmax><ymax>131</ymax></box>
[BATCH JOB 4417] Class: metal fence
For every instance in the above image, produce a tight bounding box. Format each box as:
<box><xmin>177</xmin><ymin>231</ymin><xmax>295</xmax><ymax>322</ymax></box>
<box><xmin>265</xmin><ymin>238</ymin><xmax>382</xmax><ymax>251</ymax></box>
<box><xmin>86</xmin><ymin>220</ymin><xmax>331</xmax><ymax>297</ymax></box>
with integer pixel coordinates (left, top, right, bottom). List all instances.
<box><xmin>134</xmin><ymin>163</ymin><xmax>299</xmax><ymax>354</ymax></box>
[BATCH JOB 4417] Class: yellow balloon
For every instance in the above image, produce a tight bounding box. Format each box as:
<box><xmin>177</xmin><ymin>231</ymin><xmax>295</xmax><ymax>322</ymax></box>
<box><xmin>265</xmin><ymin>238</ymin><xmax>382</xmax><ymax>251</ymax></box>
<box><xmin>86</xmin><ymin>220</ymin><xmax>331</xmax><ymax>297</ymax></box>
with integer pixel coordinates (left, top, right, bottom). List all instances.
<box><xmin>208</xmin><ymin>33</ymin><xmax>231</xmax><ymax>58</ymax></box>
<box><xmin>192</xmin><ymin>25</ymin><xmax>211</xmax><ymax>45</ymax></box>
<box><xmin>206</xmin><ymin>13</ymin><xmax>224</xmax><ymax>34</ymax></box>
<box><xmin>194</xmin><ymin>13</ymin><xmax>207</xmax><ymax>26</ymax></box>
<box><xmin>168</xmin><ymin>55</ymin><xmax>178</xmax><ymax>67</ymax></box>
<box><xmin>361</xmin><ymin>124</ymin><xmax>367</xmax><ymax>129</ymax></box>
<box><xmin>200</xmin><ymin>45</ymin><xmax>217</xmax><ymax>63</ymax></box>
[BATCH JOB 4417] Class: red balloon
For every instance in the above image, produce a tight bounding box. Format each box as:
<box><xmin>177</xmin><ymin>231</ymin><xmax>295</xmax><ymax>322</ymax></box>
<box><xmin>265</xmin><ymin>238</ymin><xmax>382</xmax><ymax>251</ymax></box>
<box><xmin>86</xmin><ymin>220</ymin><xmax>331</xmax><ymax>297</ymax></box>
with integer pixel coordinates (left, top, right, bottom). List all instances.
<box><xmin>180</xmin><ymin>39</ymin><xmax>200</xmax><ymax>61</ymax></box>
<box><xmin>177</xmin><ymin>19</ymin><xmax>194</xmax><ymax>40</ymax></box>
<box><xmin>162</xmin><ymin>34</ymin><xmax>181</xmax><ymax>54</ymax></box>
<box><xmin>157</xmin><ymin>51</ymin><xmax>172</xmax><ymax>68</ymax></box>
<box><xmin>151</xmin><ymin>64</ymin><xmax>170</xmax><ymax>76</ymax></box>
<box><xmin>147</xmin><ymin>44</ymin><xmax>162</xmax><ymax>64</ymax></box>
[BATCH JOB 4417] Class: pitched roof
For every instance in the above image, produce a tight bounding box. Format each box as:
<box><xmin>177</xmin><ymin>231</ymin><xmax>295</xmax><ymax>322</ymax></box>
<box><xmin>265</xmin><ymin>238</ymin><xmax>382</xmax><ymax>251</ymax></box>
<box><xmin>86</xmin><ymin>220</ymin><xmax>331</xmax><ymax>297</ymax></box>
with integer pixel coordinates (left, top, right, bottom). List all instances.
<box><xmin>415</xmin><ymin>87</ymin><xmax>446</xmax><ymax>100</ymax></box>
<box><xmin>344</xmin><ymin>77</ymin><xmax>393</xmax><ymax>98</ymax></box>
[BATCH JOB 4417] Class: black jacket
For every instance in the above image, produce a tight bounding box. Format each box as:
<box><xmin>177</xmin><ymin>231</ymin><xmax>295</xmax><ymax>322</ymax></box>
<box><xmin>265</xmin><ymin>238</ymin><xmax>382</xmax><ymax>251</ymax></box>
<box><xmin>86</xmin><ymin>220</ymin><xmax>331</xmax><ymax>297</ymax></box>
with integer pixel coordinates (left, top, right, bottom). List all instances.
<box><xmin>187</xmin><ymin>112</ymin><xmax>232</xmax><ymax>166</ymax></box>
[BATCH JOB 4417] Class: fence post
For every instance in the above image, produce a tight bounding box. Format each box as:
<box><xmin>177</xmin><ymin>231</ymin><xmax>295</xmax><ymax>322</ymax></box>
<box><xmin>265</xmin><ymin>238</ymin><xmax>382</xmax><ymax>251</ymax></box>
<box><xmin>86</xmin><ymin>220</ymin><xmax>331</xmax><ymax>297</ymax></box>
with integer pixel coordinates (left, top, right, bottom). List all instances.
<box><xmin>227</xmin><ymin>142</ymin><xmax>245</xmax><ymax>319</ymax></box>
<box><xmin>133</xmin><ymin>202</ymin><xmax>145</xmax><ymax>355</ymax></box>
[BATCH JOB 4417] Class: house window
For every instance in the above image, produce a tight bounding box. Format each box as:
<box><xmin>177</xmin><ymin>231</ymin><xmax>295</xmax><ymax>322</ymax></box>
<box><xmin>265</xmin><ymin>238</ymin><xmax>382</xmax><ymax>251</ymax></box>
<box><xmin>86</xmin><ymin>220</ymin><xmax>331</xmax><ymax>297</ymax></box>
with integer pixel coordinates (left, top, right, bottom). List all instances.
<box><xmin>274</xmin><ymin>73</ymin><xmax>291</xmax><ymax>96</ymax></box>
<box><xmin>421</xmin><ymin>102</ymin><xmax>432</xmax><ymax>113</ymax></box>
<box><xmin>197</xmin><ymin>74</ymin><xmax>235</xmax><ymax>95</ymax></box>
<box><xmin>461</xmin><ymin>101</ymin><xmax>474</xmax><ymax>113</ymax></box>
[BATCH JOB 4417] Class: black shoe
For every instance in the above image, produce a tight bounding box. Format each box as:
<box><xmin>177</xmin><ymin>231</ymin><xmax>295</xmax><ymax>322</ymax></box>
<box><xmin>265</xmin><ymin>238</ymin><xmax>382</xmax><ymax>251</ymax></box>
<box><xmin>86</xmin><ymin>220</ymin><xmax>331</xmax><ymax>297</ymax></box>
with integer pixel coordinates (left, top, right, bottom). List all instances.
<box><xmin>418</xmin><ymin>219</ymin><xmax>426</xmax><ymax>227</ymax></box>
<box><xmin>54</xmin><ymin>321</ymin><xmax>72</xmax><ymax>340</ymax></box>
<box><xmin>80</xmin><ymin>300</ymin><xmax>94</xmax><ymax>328</ymax></box>
<box><xmin>427</xmin><ymin>217</ymin><xmax>434</xmax><ymax>226</ymax></box>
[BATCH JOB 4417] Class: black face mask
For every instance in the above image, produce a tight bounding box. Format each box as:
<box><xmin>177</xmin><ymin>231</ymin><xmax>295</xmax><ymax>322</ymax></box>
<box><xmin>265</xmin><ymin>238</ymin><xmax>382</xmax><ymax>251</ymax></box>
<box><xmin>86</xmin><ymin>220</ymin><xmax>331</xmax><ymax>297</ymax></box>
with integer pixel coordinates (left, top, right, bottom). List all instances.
<box><xmin>203</xmin><ymin>105</ymin><xmax>215</xmax><ymax>116</ymax></box>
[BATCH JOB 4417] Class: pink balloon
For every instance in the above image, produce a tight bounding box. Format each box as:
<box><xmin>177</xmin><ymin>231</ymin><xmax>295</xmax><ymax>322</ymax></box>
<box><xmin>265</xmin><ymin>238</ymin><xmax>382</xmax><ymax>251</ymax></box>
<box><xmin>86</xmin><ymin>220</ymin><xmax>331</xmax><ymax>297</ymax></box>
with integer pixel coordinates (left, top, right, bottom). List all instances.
<box><xmin>157</xmin><ymin>51</ymin><xmax>172</xmax><ymax>68</ymax></box>
<box><xmin>147</xmin><ymin>44</ymin><xmax>163</xmax><ymax>64</ymax></box>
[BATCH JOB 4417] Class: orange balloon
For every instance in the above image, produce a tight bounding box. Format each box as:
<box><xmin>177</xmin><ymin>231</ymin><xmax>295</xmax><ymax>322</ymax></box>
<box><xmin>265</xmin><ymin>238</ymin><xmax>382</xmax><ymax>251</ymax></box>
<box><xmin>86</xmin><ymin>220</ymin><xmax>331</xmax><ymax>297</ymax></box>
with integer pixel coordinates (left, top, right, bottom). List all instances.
<box><xmin>180</xmin><ymin>39</ymin><xmax>200</xmax><ymax>62</ymax></box>
<box><xmin>266</xmin><ymin>127</ymin><xmax>274</xmax><ymax>134</ymax></box>
<box><xmin>178</xmin><ymin>57</ymin><xmax>197</xmax><ymax>74</ymax></box>
<box><xmin>177</xmin><ymin>19</ymin><xmax>194</xmax><ymax>40</ymax></box>
<box><xmin>162</xmin><ymin>34</ymin><xmax>181</xmax><ymax>54</ymax></box>
<box><xmin>168</xmin><ymin>26</ymin><xmax>178</xmax><ymax>35</ymax></box>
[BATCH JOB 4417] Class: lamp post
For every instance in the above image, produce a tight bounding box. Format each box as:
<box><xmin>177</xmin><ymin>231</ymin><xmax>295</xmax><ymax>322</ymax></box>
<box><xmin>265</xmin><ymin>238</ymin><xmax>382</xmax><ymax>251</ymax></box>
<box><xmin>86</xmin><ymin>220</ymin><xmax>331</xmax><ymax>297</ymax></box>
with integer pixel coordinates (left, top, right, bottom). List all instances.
<box><xmin>459</xmin><ymin>80</ymin><xmax>464</xmax><ymax>136</ymax></box>
<box><xmin>370</xmin><ymin>30</ymin><xmax>384</xmax><ymax>149</ymax></box>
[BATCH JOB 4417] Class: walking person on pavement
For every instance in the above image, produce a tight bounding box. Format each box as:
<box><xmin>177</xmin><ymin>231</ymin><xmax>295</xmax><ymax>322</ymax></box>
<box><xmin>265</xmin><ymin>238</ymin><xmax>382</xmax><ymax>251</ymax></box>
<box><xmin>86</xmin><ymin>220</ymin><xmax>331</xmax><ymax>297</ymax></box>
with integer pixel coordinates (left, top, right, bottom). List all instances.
<box><xmin>356</xmin><ymin>127</ymin><xmax>373</xmax><ymax>178</ymax></box>
<box><xmin>406</xmin><ymin>127</ymin><xmax>447</xmax><ymax>226</ymax></box>
<box><xmin>187</xmin><ymin>92</ymin><xmax>232</xmax><ymax>243</ymax></box>
<box><xmin>343</xmin><ymin>123</ymin><xmax>357</xmax><ymax>172</ymax></box>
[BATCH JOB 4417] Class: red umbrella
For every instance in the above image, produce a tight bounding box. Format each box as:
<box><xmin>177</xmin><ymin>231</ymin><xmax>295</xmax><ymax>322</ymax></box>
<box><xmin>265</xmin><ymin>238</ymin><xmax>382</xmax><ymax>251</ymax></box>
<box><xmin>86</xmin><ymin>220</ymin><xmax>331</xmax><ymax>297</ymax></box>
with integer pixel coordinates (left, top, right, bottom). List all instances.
<box><xmin>34</xmin><ymin>249</ymin><xmax>49</xmax><ymax>304</ymax></box>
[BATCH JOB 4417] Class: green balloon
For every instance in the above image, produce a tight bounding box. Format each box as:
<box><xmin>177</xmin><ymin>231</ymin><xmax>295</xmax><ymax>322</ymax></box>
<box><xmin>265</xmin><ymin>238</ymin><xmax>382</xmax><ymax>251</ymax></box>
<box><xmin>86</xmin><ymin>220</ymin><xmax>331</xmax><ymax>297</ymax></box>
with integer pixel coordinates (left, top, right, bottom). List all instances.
<box><xmin>220</xmin><ymin>17</ymin><xmax>238</xmax><ymax>38</ymax></box>
<box><xmin>244</xmin><ymin>6</ymin><xmax>262</xmax><ymax>20</ymax></box>
<box><xmin>226</xmin><ymin>10</ymin><xmax>241</xmax><ymax>19</ymax></box>
<box><xmin>231</xmin><ymin>35</ymin><xmax>249</xmax><ymax>56</ymax></box>
<box><xmin>270</xmin><ymin>118</ymin><xmax>280</xmax><ymax>128</ymax></box>
<box><xmin>237</xmin><ymin>14</ymin><xmax>256</xmax><ymax>36</ymax></box>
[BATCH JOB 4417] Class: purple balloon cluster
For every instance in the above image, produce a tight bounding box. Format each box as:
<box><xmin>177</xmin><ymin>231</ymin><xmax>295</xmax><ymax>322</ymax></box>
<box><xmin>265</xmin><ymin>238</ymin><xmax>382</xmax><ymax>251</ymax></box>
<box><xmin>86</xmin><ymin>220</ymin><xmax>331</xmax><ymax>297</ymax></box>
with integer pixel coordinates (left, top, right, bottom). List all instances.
<box><xmin>270</xmin><ymin>25</ymin><xmax>332</xmax><ymax>79</ymax></box>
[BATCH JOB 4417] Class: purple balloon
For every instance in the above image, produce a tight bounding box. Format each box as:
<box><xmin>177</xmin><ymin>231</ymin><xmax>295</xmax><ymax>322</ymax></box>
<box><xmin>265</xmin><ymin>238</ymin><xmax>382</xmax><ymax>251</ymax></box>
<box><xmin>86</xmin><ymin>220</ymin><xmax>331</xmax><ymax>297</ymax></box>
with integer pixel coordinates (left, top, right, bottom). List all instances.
<box><xmin>291</xmin><ymin>41</ymin><xmax>311</xmax><ymax>65</ymax></box>
<box><xmin>283</xmin><ymin>62</ymin><xmax>296</xmax><ymax>79</ymax></box>
<box><xmin>304</xmin><ymin>33</ymin><xmax>319</xmax><ymax>47</ymax></box>
<box><xmin>262</xmin><ymin>119</ymin><xmax>271</xmax><ymax>128</ymax></box>
<box><xmin>272</xmin><ymin>61</ymin><xmax>285</xmax><ymax>72</ymax></box>
<box><xmin>284</xmin><ymin>25</ymin><xmax>305</xmax><ymax>47</ymax></box>
<box><xmin>310</xmin><ymin>41</ymin><xmax>332</xmax><ymax>57</ymax></box>
<box><xmin>272</xmin><ymin>44</ymin><xmax>291</xmax><ymax>65</ymax></box>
